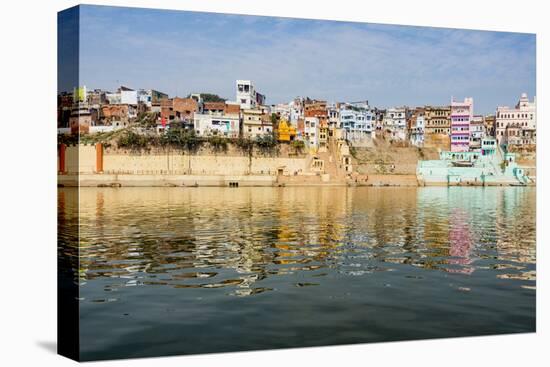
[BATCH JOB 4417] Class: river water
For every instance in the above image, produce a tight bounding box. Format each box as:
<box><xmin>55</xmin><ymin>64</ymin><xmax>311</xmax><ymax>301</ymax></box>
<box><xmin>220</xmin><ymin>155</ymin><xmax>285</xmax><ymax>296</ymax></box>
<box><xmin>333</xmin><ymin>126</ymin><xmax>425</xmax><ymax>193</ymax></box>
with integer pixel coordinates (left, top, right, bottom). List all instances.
<box><xmin>58</xmin><ymin>186</ymin><xmax>536</xmax><ymax>360</ymax></box>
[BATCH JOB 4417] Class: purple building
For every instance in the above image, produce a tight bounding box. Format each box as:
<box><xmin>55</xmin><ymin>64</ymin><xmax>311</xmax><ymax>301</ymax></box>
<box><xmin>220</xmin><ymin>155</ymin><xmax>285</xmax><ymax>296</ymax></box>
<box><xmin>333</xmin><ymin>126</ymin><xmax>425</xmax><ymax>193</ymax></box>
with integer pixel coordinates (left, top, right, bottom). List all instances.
<box><xmin>450</xmin><ymin>97</ymin><xmax>473</xmax><ymax>152</ymax></box>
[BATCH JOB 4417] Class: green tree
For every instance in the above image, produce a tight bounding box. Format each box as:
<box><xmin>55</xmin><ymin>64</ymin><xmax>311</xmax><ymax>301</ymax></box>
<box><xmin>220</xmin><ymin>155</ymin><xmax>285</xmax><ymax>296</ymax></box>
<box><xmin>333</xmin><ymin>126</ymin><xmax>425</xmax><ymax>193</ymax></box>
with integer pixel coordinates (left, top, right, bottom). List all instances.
<box><xmin>255</xmin><ymin>134</ymin><xmax>278</xmax><ymax>154</ymax></box>
<box><xmin>187</xmin><ymin>93</ymin><xmax>226</xmax><ymax>103</ymax></box>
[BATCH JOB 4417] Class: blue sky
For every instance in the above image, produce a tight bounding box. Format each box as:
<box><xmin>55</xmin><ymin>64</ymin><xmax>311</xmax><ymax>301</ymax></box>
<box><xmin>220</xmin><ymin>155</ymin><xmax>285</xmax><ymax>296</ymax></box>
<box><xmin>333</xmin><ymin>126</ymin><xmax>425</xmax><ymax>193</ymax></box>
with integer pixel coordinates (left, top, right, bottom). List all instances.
<box><xmin>77</xmin><ymin>5</ymin><xmax>536</xmax><ymax>114</ymax></box>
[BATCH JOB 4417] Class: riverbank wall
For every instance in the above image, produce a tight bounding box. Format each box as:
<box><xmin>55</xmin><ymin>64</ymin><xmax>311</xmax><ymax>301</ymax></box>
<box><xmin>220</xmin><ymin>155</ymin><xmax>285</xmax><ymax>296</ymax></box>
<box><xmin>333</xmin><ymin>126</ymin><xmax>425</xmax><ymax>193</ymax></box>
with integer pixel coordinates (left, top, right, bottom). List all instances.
<box><xmin>58</xmin><ymin>144</ymin><xmax>309</xmax><ymax>176</ymax></box>
<box><xmin>57</xmin><ymin>144</ymin><xmax>535</xmax><ymax>188</ymax></box>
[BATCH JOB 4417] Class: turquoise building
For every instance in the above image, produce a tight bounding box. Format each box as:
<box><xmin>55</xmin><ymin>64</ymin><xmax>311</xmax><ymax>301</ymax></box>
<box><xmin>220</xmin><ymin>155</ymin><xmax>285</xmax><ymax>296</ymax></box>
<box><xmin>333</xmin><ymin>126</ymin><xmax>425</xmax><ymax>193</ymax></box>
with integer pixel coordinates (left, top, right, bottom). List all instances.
<box><xmin>417</xmin><ymin>138</ymin><xmax>531</xmax><ymax>186</ymax></box>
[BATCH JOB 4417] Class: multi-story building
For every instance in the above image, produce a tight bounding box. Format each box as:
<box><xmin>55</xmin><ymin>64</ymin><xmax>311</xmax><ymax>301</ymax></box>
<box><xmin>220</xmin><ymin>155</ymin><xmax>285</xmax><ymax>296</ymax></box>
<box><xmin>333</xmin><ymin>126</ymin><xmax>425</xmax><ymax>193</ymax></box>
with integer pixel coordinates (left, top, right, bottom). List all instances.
<box><xmin>304</xmin><ymin>99</ymin><xmax>329</xmax><ymax>151</ymax></box>
<box><xmin>496</xmin><ymin>93</ymin><xmax>536</xmax><ymax>146</ymax></box>
<box><xmin>304</xmin><ymin>117</ymin><xmax>319</xmax><ymax>152</ymax></box>
<box><xmin>339</xmin><ymin>106</ymin><xmax>374</xmax><ymax>143</ymax></box>
<box><xmin>119</xmin><ymin>86</ymin><xmax>138</xmax><ymax>105</ymax></box>
<box><xmin>374</xmin><ymin>108</ymin><xmax>385</xmax><ymax>131</ymax></box>
<box><xmin>409</xmin><ymin>108</ymin><xmax>425</xmax><ymax>146</ymax></box>
<box><xmin>289</xmin><ymin>98</ymin><xmax>304</xmax><ymax>124</ymax></box>
<box><xmin>137</xmin><ymin>89</ymin><xmax>167</xmax><ymax>108</ymax></box>
<box><xmin>503</xmin><ymin>123</ymin><xmax>523</xmax><ymax>146</ymax></box>
<box><xmin>236</xmin><ymin>80</ymin><xmax>265</xmax><ymax>109</ymax></box>
<box><xmin>105</xmin><ymin>92</ymin><xmax>121</xmax><ymax>105</ymax></box>
<box><xmin>202</xmin><ymin>102</ymin><xmax>225</xmax><ymax>115</ymax></box>
<box><xmin>450</xmin><ymin>97</ymin><xmax>473</xmax><ymax>152</ymax></box>
<box><xmin>384</xmin><ymin>107</ymin><xmax>407</xmax><ymax>140</ymax></box>
<box><xmin>242</xmin><ymin>109</ymin><xmax>272</xmax><ymax>139</ymax></box>
<box><xmin>469</xmin><ymin>115</ymin><xmax>485</xmax><ymax>150</ymax></box>
<box><xmin>271</xmin><ymin>103</ymin><xmax>291</xmax><ymax>121</ymax></box>
<box><xmin>327</xmin><ymin>103</ymin><xmax>340</xmax><ymax>137</ymax></box>
<box><xmin>484</xmin><ymin>115</ymin><xmax>496</xmax><ymax>137</ymax></box>
<box><xmin>151</xmin><ymin>90</ymin><xmax>169</xmax><ymax>105</ymax></box>
<box><xmin>193</xmin><ymin>100</ymin><xmax>241</xmax><ymax>137</ymax></box>
<box><xmin>193</xmin><ymin>113</ymin><xmax>239</xmax><ymax>137</ymax></box>
<box><xmin>424</xmin><ymin>106</ymin><xmax>451</xmax><ymax>135</ymax></box>
<box><xmin>160</xmin><ymin>97</ymin><xmax>198</xmax><ymax>123</ymax></box>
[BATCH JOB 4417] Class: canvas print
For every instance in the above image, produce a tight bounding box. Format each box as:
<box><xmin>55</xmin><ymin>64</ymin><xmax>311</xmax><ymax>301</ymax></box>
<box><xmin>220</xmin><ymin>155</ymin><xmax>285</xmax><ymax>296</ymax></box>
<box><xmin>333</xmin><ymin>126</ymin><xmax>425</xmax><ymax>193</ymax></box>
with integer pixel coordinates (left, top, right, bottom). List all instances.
<box><xmin>57</xmin><ymin>5</ymin><xmax>536</xmax><ymax>361</ymax></box>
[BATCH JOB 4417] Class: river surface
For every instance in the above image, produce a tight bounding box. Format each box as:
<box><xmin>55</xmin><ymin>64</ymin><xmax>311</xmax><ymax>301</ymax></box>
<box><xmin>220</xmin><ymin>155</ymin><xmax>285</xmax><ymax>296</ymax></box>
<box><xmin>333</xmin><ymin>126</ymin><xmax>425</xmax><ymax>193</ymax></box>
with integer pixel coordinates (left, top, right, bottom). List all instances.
<box><xmin>58</xmin><ymin>187</ymin><xmax>536</xmax><ymax>360</ymax></box>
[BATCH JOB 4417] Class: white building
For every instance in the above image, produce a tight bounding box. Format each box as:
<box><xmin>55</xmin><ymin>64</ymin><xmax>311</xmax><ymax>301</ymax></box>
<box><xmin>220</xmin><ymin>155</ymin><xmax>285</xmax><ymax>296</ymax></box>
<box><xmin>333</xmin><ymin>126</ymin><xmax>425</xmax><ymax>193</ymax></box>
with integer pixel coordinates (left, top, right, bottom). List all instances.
<box><xmin>193</xmin><ymin>113</ymin><xmax>240</xmax><ymax>138</ymax></box>
<box><xmin>271</xmin><ymin>103</ymin><xmax>291</xmax><ymax>120</ymax></box>
<box><xmin>384</xmin><ymin>107</ymin><xmax>407</xmax><ymax>140</ymax></box>
<box><xmin>120</xmin><ymin>89</ymin><xmax>138</xmax><ymax>105</ymax></box>
<box><xmin>469</xmin><ymin>115</ymin><xmax>486</xmax><ymax>150</ymax></box>
<box><xmin>339</xmin><ymin>107</ymin><xmax>374</xmax><ymax>144</ymax></box>
<box><xmin>236</xmin><ymin>80</ymin><xmax>265</xmax><ymax>109</ymax></box>
<box><xmin>410</xmin><ymin>113</ymin><xmax>425</xmax><ymax>147</ymax></box>
<box><xmin>496</xmin><ymin>93</ymin><xmax>536</xmax><ymax>146</ymax></box>
<box><xmin>137</xmin><ymin>89</ymin><xmax>152</xmax><ymax>107</ymax></box>
<box><xmin>289</xmin><ymin>98</ymin><xmax>304</xmax><ymax>125</ymax></box>
<box><xmin>304</xmin><ymin>117</ymin><xmax>319</xmax><ymax>152</ymax></box>
<box><xmin>327</xmin><ymin>103</ymin><xmax>340</xmax><ymax>137</ymax></box>
<box><xmin>105</xmin><ymin>92</ymin><xmax>121</xmax><ymax>105</ymax></box>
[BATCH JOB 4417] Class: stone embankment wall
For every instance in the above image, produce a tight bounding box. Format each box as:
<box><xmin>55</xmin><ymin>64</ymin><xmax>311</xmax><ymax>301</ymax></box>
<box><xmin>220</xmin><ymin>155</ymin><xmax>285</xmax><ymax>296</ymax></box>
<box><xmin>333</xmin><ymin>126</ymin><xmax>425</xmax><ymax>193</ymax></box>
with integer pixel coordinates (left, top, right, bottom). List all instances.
<box><xmin>58</xmin><ymin>144</ymin><xmax>309</xmax><ymax>176</ymax></box>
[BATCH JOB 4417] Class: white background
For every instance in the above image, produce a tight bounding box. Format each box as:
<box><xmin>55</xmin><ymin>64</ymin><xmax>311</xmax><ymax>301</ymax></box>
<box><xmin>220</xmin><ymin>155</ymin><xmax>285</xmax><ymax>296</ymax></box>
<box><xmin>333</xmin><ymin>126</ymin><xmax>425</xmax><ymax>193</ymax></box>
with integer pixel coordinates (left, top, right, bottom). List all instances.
<box><xmin>0</xmin><ymin>0</ymin><xmax>547</xmax><ymax>366</ymax></box>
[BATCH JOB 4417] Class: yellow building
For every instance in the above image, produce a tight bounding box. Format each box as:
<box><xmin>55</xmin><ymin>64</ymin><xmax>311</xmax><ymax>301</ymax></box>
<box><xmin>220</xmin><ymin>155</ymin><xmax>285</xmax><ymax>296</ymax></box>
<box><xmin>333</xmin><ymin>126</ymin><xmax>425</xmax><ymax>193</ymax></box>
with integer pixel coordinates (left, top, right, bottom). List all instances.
<box><xmin>277</xmin><ymin>119</ymin><xmax>296</xmax><ymax>142</ymax></box>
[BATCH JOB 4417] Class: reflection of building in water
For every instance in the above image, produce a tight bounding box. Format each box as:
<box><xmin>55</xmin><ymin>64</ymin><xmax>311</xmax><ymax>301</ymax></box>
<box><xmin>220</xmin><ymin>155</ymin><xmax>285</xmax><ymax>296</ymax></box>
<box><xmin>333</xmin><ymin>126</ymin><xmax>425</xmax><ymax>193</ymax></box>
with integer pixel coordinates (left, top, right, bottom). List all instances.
<box><xmin>67</xmin><ymin>186</ymin><xmax>536</xmax><ymax>298</ymax></box>
<box><xmin>272</xmin><ymin>187</ymin><xmax>353</xmax><ymax>268</ymax></box>
<box><xmin>355</xmin><ymin>188</ymin><xmax>418</xmax><ymax>246</ymax></box>
<box><xmin>74</xmin><ymin>187</ymin><xmax>356</xmax><ymax>296</ymax></box>
<box><xmin>416</xmin><ymin>188</ymin><xmax>451</xmax><ymax>266</ymax></box>
<box><xmin>495</xmin><ymin>188</ymin><xmax>536</xmax><ymax>265</ymax></box>
<box><xmin>447</xmin><ymin>207</ymin><xmax>473</xmax><ymax>274</ymax></box>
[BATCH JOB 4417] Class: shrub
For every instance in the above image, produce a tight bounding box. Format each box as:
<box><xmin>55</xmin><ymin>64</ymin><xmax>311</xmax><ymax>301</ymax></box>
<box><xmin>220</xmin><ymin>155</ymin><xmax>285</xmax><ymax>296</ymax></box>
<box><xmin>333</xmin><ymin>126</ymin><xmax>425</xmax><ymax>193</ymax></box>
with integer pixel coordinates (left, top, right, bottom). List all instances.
<box><xmin>207</xmin><ymin>135</ymin><xmax>228</xmax><ymax>153</ymax></box>
<box><xmin>254</xmin><ymin>134</ymin><xmax>278</xmax><ymax>154</ymax></box>
<box><xmin>161</xmin><ymin>128</ymin><xmax>203</xmax><ymax>153</ymax></box>
<box><xmin>290</xmin><ymin>140</ymin><xmax>305</xmax><ymax>154</ymax></box>
<box><xmin>116</xmin><ymin>131</ymin><xmax>149</xmax><ymax>151</ymax></box>
<box><xmin>234</xmin><ymin>137</ymin><xmax>254</xmax><ymax>154</ymax></box>
<box><xmin>57</xmin><ymin>133</ymin><xmax>79</xmax><ymax>146</ymax></box>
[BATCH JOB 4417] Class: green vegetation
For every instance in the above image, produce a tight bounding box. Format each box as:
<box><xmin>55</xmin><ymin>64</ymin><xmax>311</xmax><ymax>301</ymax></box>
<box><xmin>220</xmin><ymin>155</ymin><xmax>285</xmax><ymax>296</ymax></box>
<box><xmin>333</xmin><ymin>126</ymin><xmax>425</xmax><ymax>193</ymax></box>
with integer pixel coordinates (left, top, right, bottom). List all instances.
<box><xmin>61</xmin><ymin>126</ymin><xmax>296</xmax><ymax>157</ymax></box>
<box><xmin>207</xmin><ymin>135</ymin><xmax>228</xmax><ymax>153</ymax></box>
<box><xmin>234</xmin><ymin>137</ymin><xmax>254</xmax><ymax>154</ymax></box>
<box><xmin>254</xmin><ymin>134</ymin><xmax>278</xmax><ymax>154</ymax></box>
<box><xmin>58</xmin><ymin>130</ymin><xmax>122</xmax><ymax>147</ymax></box>
<box><xmin>117</xmin><ymin>131</ymin><xmax>154</xmax><ymax>151</ymax></box>
<box><xmin>136</xmin><ymin>112</ymin><xmax>159</xmax><ymax>128</ymax></box>
<box><xmin>187</xmin><ymin>93</ymin><xmax>226</xmax><ymax>102</ymax></box>
<box><xmin>57</xmin><ymin>133</ymin><xmax>79</xmax><ymax>146</ymax></box>
<box><xmin>271</xmin><ymin>113</ymin><xmax>279</xmax><ymax>125</ymax></box>
<box><xmin>291</xmin><ymin>140</ymin><xmax>305</xmax><ymax>154</ymax></box>
<box><xmin>160</xmin><ymin>128</ymin><xmax>203</xmax><ymax>153</ymax></box>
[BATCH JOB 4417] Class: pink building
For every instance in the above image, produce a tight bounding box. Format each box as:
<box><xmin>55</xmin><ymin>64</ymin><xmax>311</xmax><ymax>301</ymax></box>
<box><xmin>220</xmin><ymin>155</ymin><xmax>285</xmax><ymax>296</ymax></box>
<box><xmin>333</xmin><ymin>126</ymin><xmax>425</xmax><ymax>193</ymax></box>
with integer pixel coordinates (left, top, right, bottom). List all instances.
<box><xmin>450</xmin><ymin>97</ymin><xmax>473</xmax><ymax>152</ymax></box>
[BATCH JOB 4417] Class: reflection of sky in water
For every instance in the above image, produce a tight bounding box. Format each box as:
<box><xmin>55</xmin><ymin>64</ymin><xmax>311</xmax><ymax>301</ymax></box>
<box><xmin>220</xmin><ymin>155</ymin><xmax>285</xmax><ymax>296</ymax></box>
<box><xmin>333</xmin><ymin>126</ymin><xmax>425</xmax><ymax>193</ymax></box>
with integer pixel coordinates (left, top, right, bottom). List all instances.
<box><xmin>60</xmin><ymin>187</ymin><xmax>536</xmax><ymax>298</ymax></box>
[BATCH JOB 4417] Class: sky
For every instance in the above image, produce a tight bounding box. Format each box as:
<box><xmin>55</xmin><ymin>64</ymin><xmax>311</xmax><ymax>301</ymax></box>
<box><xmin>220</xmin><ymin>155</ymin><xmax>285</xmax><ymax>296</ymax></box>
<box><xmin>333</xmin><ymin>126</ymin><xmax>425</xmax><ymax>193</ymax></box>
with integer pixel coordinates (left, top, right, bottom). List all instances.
<box><xmin>74</xmin><ymin>5</ymin><xmax>536</xmax><ymax>114</ymax></box>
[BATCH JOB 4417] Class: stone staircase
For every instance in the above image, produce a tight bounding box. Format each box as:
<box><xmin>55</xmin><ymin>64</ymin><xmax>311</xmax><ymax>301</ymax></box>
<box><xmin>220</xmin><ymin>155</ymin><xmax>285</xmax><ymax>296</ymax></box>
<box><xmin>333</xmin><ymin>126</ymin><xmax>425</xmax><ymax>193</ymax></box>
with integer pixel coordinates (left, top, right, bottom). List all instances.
<box><xmin>316</xmin><ymin>138</ymin><xmax>346</xmax><ymax>183</ymax></box>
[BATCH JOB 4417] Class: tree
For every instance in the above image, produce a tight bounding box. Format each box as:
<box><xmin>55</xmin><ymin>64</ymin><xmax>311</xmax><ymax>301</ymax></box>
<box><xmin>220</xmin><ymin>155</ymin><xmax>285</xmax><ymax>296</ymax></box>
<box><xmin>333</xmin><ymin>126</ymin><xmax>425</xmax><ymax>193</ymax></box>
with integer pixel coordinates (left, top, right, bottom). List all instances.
<box><xmin>255</xmin><ymin>134</ymin><xmax>278</xmax><ymax>154</ymax></box>
<box><xmin>187</xmin><ymin>93</ymin><xmax>226</xmax><ymax>103</ymax></box>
